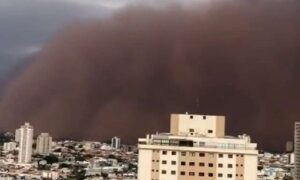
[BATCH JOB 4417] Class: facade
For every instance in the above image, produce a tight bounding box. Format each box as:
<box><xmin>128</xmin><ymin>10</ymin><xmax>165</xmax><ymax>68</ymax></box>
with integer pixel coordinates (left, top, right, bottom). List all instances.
<box><xmin>3</xmin><ymin>142</ymin><xmax>17</xmax><ymax>152</ymax></box>
<box><xmin>36</xmin><ymin>133</ymin><xmax>52</xmax><ymax>155</ymax></box>
<box><xmin>15</xmin><ymin>128</ymin><xmax>20</xmax><ymax>142</ymax></box>
<box><xmin>18</xmin><ymin>122</ymin><xmax>33</xmax><ymax>164</ymax></box>
<box><xmin>111</xmin><ymin>136</ymin><xmax>121</xmax><ymax>149</ymax></box>
<box><xmin>138</xmin><ymin>113</ymin><xmax>258</xmax><ymax>180</ymax></box>
<box><xmin>295</xmin><ymin>122</ymin><xmax>300</xmax><ymax>179</ymax></box>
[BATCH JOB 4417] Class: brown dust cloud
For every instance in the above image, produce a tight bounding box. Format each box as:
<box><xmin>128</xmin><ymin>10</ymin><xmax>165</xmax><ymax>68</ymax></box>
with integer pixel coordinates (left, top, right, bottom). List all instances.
<box><xmin>1</xmin><ymin>1</ymin><xmax>300</xmax><ymax>151</ymax></box>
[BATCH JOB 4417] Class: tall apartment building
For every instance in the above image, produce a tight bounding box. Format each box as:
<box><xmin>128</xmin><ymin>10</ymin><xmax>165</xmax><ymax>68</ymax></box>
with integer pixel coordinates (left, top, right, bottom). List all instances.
<box><xmin>295</xmin><ymin>122</ymin><xmax>300</xmax><ymax>179</ymax></box>
<box><xmin>138</xmin><ymin>113</ymin><xmax>258</xmax><ymax>180</ymax></box>
<box><xmin>111</xmin><ymin>136</ymin><xmax>121</xmax><ymax>149</ymax></box>
<box><xmin>18</xmin><ymin>122</ymin><xmax>33</xmax><ymax>164</ymax></box>
<box><xmin>36</xmin><ymin>133</ymin><xmax>52</xmax><ymax>155</ymax></box>
<box><xmin>3</xmin><ymin>142</ymin><xmax>17</xmax><ymax>152</ymax></box>
<box><xmin>15</xmin><ymin>128</ymin><xmax>20</xmax><ymax>142</ymax></box>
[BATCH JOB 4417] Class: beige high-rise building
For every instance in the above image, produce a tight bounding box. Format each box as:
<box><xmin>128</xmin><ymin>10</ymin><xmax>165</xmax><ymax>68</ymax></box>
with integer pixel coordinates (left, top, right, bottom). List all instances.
<box><xmin>18</xmin><ymin>122</ymin><xmax>33</xmax><ymax>164</ymax></box>
<box><xmin>294</xmin><ymin>122</ymin><xmax>300</xmax><ymax>179</ymax></box>
<box><xmin>36</xmin><ymin>133</ymin><xmax>52</xmax><ymax>155</ymax></box>
<box><xmin>138</xmin><ymin>113</ymin><xmax>258</xmax><ymax>180</ymax></box>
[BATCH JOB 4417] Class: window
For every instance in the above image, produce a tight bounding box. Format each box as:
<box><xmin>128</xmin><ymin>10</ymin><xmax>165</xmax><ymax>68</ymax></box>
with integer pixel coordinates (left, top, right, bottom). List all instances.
<box><xmin>203</xmin><ymin>116</ymin><xmax>206</xmax><ymax>119</ymax></box>
<box><xmin>228</xmin><ymin>154</ymin><xmax>233</xmax><ymax>158</ymax></box>
<box><xmin>171</xmin><ymin>161</ymin><xmax>176</xmax><ymax>165</ymax></box>
<box><xmin>171</xmin><ymin>151</ymin><xmax>176</xmax><ymax>155</ymax></box>
<box><xmin>189</xmin><ymin>162</ymin><xmax>195</xmax><ymax>166</ymax></box>
<box><xmin>199</xmin><ymin>162</ymin><xmax>205</xmax><ymax>166</ymax></box>
<box><xmin>180</xmin><ymin>171</ymin><xmax>185</xmax><ymax>175</ymax></box>
<box><xmin>199</xmin><ymin>172</ymin><xmax>205</xmax><ymax>176</ymax></box>
<box><xmin>181</xmin><ymin>161</ymin><xmax>186</xmax><ymax>166</ymax></box>
<box><xmin>190</xmin><ymin>115</ymin><xmax>193</xmax><ymax>119</ymax></box>
<box><xmin>208</xmin><ymin>163</ymin><xmax>213</xmax><ymax>167</ymax></box>
<box><xmin>199</xmin><ymin>153</ymin><xmax>205</xmax><ymax>157</ymax></box>
<box><xmin>189</xmin><ymin>172</ymin><xmax>195</xmax><ymax>176</ymax></box>
<box><xmin>162</xmin><ymin>151</ymin><xmax>167</xmax><ymax>155</ymax></box>
<box><xmin>162</xmin><ymin>160</ymin><xmax>167</xmax><ymax>164</ymax></box>
<box><xmin>228</xmin><ymin>164</ymin><xmax>233</xmax><ymax>168</ymax></box>
<box><xmin>171</xmin><ymin>171</ymin><xmax>176</xmax><ymax>175</ymax></box>
<box><xmin>218</xmin><ymin>163</ymin><xmax>223</xmax><ymax>168</ymax></box>
<box><xmin>208</xmin><ymin>173</ymin><xmax>213</xmax><ymax>177</ymax></box>
<box><xmin>241</xmin><ymin>155</ymin><xmax>244</xmax><ymax>157</ymax></box>
<box><xmin>228</xmin><ymin>174</ymin><xmax>233</xmax><ymax>178</ymax></box>
<box><xmin>161</xmin><ymin>170</ymin><xmax>166</xmax><ymax>174</ymax></box>
<box><xmin>218</xmin><ymin>154</ymin><xmax>223</xmax><ymax>158</ymax></box>
<box><xmin>189</xmin><ymin>129</ymin><xmax>194</xmax><ymax>132</ymax></box>
<box><xmin>218</xmin><ymin>173</ymin><xmax>223</xmax><ymax>177</ymax></box>
<box><xmin>208</xmin><ymin>130</ymin><xmax>213</xmax><ymax>133</ymax></box>
<box><xmin>181</xmin><ymin>152</ymin><xmax>186</xmax><ymax>156</ymax></box>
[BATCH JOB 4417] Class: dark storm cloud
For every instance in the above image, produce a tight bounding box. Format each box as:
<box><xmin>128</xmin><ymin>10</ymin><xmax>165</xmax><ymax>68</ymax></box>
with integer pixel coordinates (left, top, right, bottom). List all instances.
<box><xmin>0</xmin><ymin>0</ymin><xmax>129</xmax><ymax>93</ymax></box>
<box><xmin>1</xmin><ymin>0</ymin><xmax>300</xmax><ymax>151</ymax></box>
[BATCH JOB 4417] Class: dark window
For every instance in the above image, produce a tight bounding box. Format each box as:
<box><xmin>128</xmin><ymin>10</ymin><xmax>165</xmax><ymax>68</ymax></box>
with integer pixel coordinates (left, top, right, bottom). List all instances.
<box><xmin>171</xmin><ymin>171</ymin><xmax>176</xmax><ymax>175</ymax></box>
<box><xmin>218</xmin><ymin>173</ymin><xmax>223</xmax><ymax>177</ymax></box>
<box><xmin>181</xmin><ymin>161</ymin><xmax>186</xmax><ymax>166</ymax></box>
<box><xmin>208</xmin><ymin>173</ymin><xmax>213</xmax><ymax>177</ymax></box>
<box><xmin>228</xmin><ymin>164</ymin><xmax>233</xmax><ymax>168</ymax></box>
<box><xmin>189</xmin><ymin>172</ymin><xmax>195</xmax><ymax>176</ymax></box>
<box><xmin>219</xmin><ymin>154</ymin><xmax>223</xmax><ymax>158</ymax></box>
<box><xmin>162</xmin><ymin>151</ymin><xmax>167</xmax><ymax>155</ymax></box>
<box><xmin>171</xmin><ymin>151</ymin><xmax>176</xmax><ymax>155</ymax></box>
<box><xmin>189</xmin><ymin>162</ymin><xmax>195</xmax><ymax>166</ymax></box>
<box><xmin>180</xmin><ymin>171</ymin><xmax>185</xmax><ymax>175</ymax></box>
<box><xmin>162</xmin><ymin>160</ymin><xmax>167</xmax><ymax>164</ymax></box>
<box><xmin>199</xmin><ymin>172</ymin><xmax>205</xmax><ymax>176</ymax></box>
<box><xmin>171</xmin><ymin>161</ymin><xmax>176</xmax><ymax>165</ymax></box>
<box><xmin>161</xmin><ymin>170</ymin><xmax>166</xmax><ymax>174</ymax></box>
<box><xmin>203</xmin><ymin>116</ymin><xmax>206</xmax><ymax>119</ymax></box>
<box><xmin>228</xmin><ymin>174</ymin><xmax>233</xmax><ymax>178</ymax></box>
<box><xmin>228</xmin><ymin>154</ymin><xmax>233</xmax><ymax>158</ymax></box>
<box><xmin>199</xmin><ymin>153</ymin><xmax>205</xmax><ymax>157</ymax></box>
<box><xmin>218</xmin><ymin>163</ymin><xmax>223</xmax><ymax>168</ymax></box>
<box><xmin>208</xmin><ymin>163</ymin><xmax>213</xmax><ymax>167</ymax></box>
<box><xmin>208</xmin><ymin>130</ymin><xmax>213</xmax><ymax>133</ymax></box>
<box><xmin>199</xmin><ymin>162</ymin><xmax>205</xmax><ymax>166</ymax></box>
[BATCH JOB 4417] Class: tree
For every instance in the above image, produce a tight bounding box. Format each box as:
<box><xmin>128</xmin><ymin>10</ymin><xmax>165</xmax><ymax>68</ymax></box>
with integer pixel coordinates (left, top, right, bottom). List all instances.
<box><xmin>44</xmin><ymin>154</ymin><xmax>59</xmax><ymax>164</ymax></box>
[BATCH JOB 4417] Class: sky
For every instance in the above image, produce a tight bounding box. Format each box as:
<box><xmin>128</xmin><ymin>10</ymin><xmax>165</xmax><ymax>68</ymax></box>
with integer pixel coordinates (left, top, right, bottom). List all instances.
<box><xmin>0</xmin><ymin>0</ymin><xmax>300</xmax><ymax>152</ymax></box>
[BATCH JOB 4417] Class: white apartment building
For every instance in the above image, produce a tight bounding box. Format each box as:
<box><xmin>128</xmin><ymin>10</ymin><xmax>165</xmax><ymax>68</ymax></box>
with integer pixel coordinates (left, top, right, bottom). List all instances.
<box><xmin>36</xmin><ymin>133</ymin><xmax>52</xmax><ymax>155</ymax></box>
<box><xmin>295</xmin><ymin>122</ymin><xmax>300</xmax><ymax>179</ymax></box>
<box><xmin>18</xmin><ymin>122</ymin><xmax>33</xmax><ymax>164</ymax></box>
<box><xmin>3</xmin><ymin>142</ymin><xmax>17</xmax><ymax>152</ymax></box>
<box><xmin>138</xmin><ymin>113</ymin><xmax>258</xmax><ymax>180</ymax></box>
<box><xmin>15</xmin><ymin>128</ymin><xmax>20</xmax><ymax>142</ymax></box>
<box><xmin>111</xmin><ymin>136</ymin><xmax>121</xmax><ymax>149</ymax></box>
